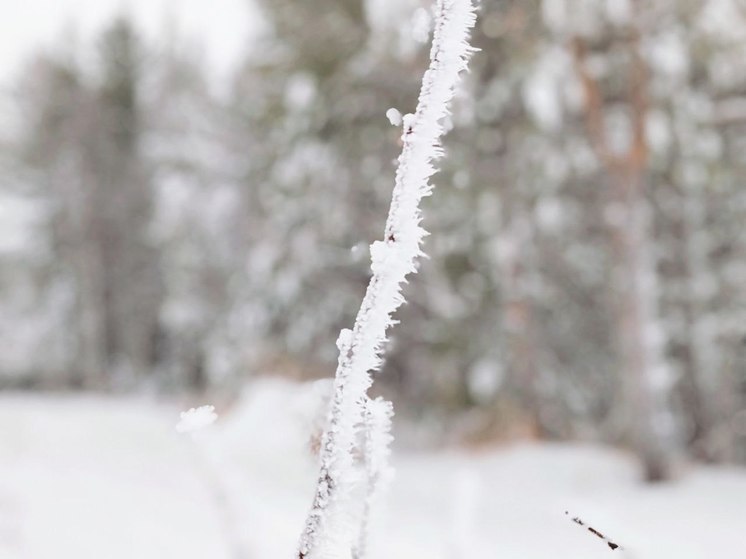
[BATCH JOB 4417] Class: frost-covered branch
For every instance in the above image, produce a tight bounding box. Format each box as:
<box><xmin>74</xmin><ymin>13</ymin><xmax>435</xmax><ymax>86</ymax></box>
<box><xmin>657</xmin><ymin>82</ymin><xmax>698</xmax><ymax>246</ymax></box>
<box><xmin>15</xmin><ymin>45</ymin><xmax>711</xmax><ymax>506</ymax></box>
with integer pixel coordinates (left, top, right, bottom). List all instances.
<box><xmin>297</xmin><ymin>1</ymin><xmax>477</xmax><ymax>557</ymax></box>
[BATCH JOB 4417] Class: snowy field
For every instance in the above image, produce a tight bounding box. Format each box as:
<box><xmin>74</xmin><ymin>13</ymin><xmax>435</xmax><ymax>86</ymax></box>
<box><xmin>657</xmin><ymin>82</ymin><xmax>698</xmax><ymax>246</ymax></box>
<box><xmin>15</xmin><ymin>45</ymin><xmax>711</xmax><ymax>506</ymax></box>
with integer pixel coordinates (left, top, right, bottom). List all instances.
<box><xmin>0</xmin><ymin>379</ymin><xmax>745</xmax><ymax>559</ymax></box>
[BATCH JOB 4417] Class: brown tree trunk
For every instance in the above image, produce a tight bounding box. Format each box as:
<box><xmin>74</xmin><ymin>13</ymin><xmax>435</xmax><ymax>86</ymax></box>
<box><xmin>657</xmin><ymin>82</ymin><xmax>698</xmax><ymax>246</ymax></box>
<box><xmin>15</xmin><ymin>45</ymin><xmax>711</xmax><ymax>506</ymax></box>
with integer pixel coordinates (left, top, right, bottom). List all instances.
<box><xmin>497</xmin><ymin>213</ymin><xmax>546</xmax><ymax>436</ymax></box>
<box><xmin>571</xmin><ymin>27</ymin><xmax>675</xmax><ymax>480</ymax></box>
<box><xmin>608</xmin><ymin>170</ymin><xmax>673</xmax><ymax>481</ymax></box>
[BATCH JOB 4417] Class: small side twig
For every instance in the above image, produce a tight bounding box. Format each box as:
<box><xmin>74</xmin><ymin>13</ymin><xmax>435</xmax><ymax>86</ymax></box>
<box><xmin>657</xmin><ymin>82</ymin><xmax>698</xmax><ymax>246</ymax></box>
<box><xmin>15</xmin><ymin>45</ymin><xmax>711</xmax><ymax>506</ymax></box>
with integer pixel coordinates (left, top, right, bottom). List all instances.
<box><xmin>565</xmin><ymin>511</ymin><xmax>622</xmax><ymax>551</ymax></box>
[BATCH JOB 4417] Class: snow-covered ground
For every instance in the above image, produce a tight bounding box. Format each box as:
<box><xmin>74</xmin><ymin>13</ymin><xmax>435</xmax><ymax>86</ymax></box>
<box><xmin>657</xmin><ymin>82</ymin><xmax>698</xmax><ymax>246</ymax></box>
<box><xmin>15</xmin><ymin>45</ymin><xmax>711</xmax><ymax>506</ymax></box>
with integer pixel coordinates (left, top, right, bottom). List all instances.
<box><xmin>0</xmin><ymin>379</ymin><xmax>744</xmax><ymax>558</ymax></box>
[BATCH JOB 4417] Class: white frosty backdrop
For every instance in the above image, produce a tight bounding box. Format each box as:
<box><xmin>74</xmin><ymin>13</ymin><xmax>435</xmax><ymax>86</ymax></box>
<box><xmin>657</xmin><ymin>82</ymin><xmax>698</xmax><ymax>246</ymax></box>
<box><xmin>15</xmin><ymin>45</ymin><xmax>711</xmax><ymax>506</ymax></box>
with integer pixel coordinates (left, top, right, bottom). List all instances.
<box><xmin>0</xmin><ymin>0</ymin><xmax>257</xmax><ymax>89</ymax></box>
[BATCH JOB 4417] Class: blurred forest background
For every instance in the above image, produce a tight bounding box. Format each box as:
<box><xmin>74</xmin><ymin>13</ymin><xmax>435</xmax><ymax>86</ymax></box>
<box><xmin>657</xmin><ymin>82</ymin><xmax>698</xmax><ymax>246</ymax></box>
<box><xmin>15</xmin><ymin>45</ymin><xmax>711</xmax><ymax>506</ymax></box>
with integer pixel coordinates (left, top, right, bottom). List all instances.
<box><xmin>0</xmin><ymin>0</ymin><xmax>745</xmax><ymax>481</ymax></box>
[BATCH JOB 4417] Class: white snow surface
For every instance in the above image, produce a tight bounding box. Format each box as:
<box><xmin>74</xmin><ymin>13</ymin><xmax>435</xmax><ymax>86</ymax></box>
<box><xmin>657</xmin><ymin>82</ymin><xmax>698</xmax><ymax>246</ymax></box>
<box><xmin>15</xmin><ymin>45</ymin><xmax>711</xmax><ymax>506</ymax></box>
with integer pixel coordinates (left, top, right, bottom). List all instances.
<box><xmin>0</xmin><ymin>379</ymin><xmax>745</xmax><ymax>558</ymax></box>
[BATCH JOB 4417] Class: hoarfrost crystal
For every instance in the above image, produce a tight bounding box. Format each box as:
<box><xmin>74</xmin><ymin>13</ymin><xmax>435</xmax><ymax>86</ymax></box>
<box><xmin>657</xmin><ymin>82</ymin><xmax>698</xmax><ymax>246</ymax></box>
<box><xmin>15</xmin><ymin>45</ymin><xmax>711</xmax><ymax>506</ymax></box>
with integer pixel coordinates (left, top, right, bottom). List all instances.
<box><xmin>176</xmin><ymin>405</ymin><xmax>218</xmax><ymax>434</ymax></box>
<box><xmin>385</xmin><ymin>108</ymin><xmax>403</xmax><ymax>126</ymax></box>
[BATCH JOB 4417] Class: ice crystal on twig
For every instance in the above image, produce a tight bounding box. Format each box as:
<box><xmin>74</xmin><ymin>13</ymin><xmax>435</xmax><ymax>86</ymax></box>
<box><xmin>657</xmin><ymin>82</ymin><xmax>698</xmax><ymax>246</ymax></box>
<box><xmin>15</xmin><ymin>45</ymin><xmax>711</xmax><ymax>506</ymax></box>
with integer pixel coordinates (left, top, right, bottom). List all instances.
<box><xmin>176</xmin><ymin>405</ymin><xmax>218</xmax><ymax>434</ymax></box>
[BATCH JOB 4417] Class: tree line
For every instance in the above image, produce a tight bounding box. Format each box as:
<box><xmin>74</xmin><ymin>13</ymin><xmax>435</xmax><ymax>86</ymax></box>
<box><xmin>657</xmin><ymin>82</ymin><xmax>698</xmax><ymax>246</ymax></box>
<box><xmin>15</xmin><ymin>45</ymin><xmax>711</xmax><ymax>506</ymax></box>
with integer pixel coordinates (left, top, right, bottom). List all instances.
<box><xmin>0</xmin><ymin>0</ymin><xmax>744</xmax><ymax>478</ymax></box>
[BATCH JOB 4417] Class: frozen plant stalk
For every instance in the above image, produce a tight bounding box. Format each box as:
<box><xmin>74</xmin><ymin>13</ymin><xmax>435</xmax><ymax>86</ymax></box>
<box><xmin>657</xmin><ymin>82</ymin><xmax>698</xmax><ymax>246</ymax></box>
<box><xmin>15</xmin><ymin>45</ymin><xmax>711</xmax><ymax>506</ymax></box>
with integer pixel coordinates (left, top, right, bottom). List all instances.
<box><xmin>297</xmin><ymin>1</ymin><xmax>477</xmax><ymax>557</ymax></box>
<box><xmin>353</xmin><ymin>397</ymin><xmax>394</xmax><ymax>559</ymax></box>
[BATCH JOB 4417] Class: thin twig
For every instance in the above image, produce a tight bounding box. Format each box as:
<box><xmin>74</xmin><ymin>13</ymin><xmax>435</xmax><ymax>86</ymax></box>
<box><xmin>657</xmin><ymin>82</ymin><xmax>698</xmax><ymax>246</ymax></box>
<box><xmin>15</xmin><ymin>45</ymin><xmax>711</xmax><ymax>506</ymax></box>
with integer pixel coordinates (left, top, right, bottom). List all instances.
<box><xmin>565</xmin><ymin>510</ymin><xmax>622</xmax><ymax>551</ymax></box>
